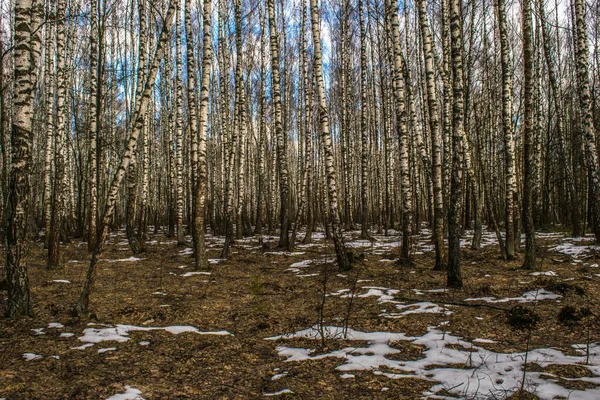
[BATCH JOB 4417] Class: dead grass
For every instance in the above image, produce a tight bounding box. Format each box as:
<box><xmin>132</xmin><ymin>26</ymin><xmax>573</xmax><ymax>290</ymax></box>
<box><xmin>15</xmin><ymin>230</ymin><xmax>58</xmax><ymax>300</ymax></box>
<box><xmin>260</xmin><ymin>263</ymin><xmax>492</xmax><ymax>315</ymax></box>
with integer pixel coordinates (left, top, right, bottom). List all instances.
<box><xmin>0</xmin><ymin>229</ymin><xmax>599</xmax><ymax>398</ymax></box>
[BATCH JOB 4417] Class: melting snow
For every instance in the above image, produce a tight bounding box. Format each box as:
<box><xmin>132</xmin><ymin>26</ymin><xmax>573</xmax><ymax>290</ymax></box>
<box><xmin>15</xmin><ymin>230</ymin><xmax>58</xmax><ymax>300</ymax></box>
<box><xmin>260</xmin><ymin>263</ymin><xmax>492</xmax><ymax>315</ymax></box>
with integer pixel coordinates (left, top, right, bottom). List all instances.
<box><xmin>98</xmin><ymin>347</ymin><xmax>117</xmax><ymax>353</ymax></box>
<box><xmin>180</xmin><ymin>271</ymin><xmax>211</xmax><ymax>277</ymax></box>
<box><xmin>465</xmin><ymin>289</ymin><xmax>561</xmax><ymax>303</ymax></box>
<box><xmin>48</xmin><ymin>322</ymin><xmax>64</xmax><ymax>329</ymax></box>
<box><xmin>550</xmin><ymin>237</ymin><xmax>600</xmax><ymax>257</ymax></box>
<box><xmin>530</xmin><ymin>271</ymin><xmax>558</xmax><ymax>277</ymax></box>
<box><xmin>264</xmin><ymin>389</ymin><xmax>294</xmax><ymax>396</ymax></box>
<box><xmin>23</xmin><ymin>353</ymin><xmax>42</xmax><ymax>361</ymax></box>
<box><xmin>271</xmin><ymin>372</ymin><xmax>288</xmax><ymax>380</ymax></box>
<box><xmin>52</xmin><ymin>280</ymin><xmax>71</xmax><ymax>283</ymax></box>
<box><xmin>106</xmin><ymin>386</ymin><xmax>144</xmax><ymax>400</ymax></box>
<box><xmin>106</xmin><ymin>257</ymin><xmax>145</xmax><ymax>263</ymax></box>
<box><xmin>77</xmin><ymin>324</ymin><xmax>232</xmax><ymax>348</ymax></box>
<box><xmin>290</xmin><ymin>260</ymin><xmax>312</xmax><ymax>268</ymax></box>
<box><xmin>267</xmin><ymin>325</ymin><xmax>600</xmax><ymax>399</ymax></box>
<box><xmin>264</xmin><ymin>251</ymin><xmax>306</xmax><ymax>256</ymax></box>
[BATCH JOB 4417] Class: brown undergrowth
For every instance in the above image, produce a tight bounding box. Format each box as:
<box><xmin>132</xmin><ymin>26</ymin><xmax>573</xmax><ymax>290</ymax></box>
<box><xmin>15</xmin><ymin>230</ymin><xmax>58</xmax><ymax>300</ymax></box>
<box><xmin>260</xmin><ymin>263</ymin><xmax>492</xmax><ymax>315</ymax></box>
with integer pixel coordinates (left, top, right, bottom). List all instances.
<box><xmin>1</xmin><ymin>230</ymin><xmax>599</xmax><ymax>399</ymax></box>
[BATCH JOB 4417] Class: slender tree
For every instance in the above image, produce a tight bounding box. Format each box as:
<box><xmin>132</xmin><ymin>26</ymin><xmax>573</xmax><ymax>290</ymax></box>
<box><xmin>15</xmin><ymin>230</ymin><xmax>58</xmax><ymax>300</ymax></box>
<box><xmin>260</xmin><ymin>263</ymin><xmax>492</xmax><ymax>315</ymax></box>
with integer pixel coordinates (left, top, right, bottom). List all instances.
<box><xmin>5</xmin><ymin>0</ymin><xmax>34</xmax><ymax>317</ymax></box>
<box><xmin>309</xmin><ymin>0</ymin><xmax>351</xmax><ymax>271</ymax></box>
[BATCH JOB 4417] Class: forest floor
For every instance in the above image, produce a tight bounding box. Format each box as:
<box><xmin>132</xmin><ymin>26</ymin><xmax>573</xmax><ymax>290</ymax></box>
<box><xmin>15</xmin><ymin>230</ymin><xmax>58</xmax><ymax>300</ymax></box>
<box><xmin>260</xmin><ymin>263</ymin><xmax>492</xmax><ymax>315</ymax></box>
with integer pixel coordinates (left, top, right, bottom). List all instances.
<box><xmin>1</xmin><ymin>227</ymin><xmax>600</xmax><ymax>399</ymax></box>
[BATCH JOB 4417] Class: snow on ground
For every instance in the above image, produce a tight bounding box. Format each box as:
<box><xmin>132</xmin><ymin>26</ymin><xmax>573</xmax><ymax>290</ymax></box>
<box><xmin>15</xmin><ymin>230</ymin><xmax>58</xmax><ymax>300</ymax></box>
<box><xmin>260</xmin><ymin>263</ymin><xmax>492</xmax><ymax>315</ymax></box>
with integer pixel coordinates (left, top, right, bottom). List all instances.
<box><xmin>106</xmin><ymin>386</ymin><xmax>144</xmax><ymax>400</ymax></box>
<box><xmin>550</xmin><ymin>236</ymin><xmax>600</xmax><ymax>257</ymax></box>
<box><xmin>271</xmin><ymin>371</ymin><xmax>288</xmax><ymax>380</ymax></box>
<box><xmin>22</xmin><ymin>353</ymin><xmax>42</xmax><ymax>361</ymax></box>
<box><xmin>106</xmin><ymin>257</ymin><xmax>145</xmax><ymax>263</ymax></box>
<box><xmin>264</xmin><ymin>251</ymin><xmax>306</xmax><ymax>256</ymax></box>
<box><xmin>465</xmin><ymin>288</ymin><xmax>561</xmax><ymax>303</ymax></box>
<box><xmin>263</xmin><ymin>389</ymin><xmax>294</xmax><ymax>396</ymax></box>
<box><xmin>331</xmin><ymin>286</ymin><xmax>451</xmax><ymax>317</ymax></box>
<box><xmin>266</xmin><ymin>325</ymin><xmax>600</xmax><ymax>399</ymax></box>
<box><xmin>51</xmin><ymin>280</ymin><xmax>71</xmax><ymax>284</ymax></box>
<box><xmin>530</xmin><ymin>271</ymin><xmax>558</xmax><ymax>277</ymax></box>
<box><xmin>180</xmin><ymin>271</ymin><xmax>211</xmax><ymax>277</ymax></box>
<box><xmin>75</xmin><ymin>324</ymin><xmax>232</xmax><ymax>349</ymax></box>
<box><xmin>98</xmin><ymin>347</ymin><xmax>117</xmax><ymax>353</ymax></box>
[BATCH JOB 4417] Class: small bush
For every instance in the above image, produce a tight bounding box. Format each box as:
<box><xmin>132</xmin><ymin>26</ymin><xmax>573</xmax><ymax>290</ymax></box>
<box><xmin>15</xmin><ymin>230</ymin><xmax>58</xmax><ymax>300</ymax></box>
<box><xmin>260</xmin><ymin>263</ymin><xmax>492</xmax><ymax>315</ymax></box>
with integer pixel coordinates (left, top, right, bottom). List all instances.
<box><xmin>557</xmin><ymin>305</ymin><xmax>592</xmax><ymax>326</ymax></box>
<box><xmin>507</xmin><ymin>305</ymin><xmax>540</xmax><ymax>330</ymax></box>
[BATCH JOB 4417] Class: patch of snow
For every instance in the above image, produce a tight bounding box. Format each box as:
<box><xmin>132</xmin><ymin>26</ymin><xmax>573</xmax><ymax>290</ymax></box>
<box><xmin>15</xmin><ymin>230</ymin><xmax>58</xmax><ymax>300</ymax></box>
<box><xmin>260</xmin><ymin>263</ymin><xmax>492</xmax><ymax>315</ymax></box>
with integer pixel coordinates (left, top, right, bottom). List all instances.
<box><xmin>472</xmin><ymin>338</ymin><xmax>496</xmax><ymax>344</ymax></box>
<box><xmin>48</xmin><ymin>322</ymin><xmax>64</xmax><ymax>329</ymax></box>
<box><xmin>78</xmin><ymin>324</ymin><xmax>232</xmax><ymax>346</ymax></box>
<box><xmin>264</xmin><ymin>389</ymin><xmax>294</xmax><ymax>396</ymax></box>
<box><xmin>52</xmin><ymin>280</ymin><xmax>71</xmax><ymax>283</ymax></box>
<box><xmin>180</xmin><ymin>271</ymin><xmax>211</xmax><ymax>277</ymax></box>
<box><xmin>382</xmin><ymin>302</ymin><xmax>448</xmax><ymax>317</ymax></box>
<box><xmin>98</xmin><ymin>347</ymin><xmax>117</xmax><ymax>353</ymax></box>
<box><xmin>31</xmin><ymin>328</ymin><xmax>45</xmax><ymax>335</ymax></box>
<box><xmin>267</xmin><ymin>325</ymin><xmax>600</xmax><ymax>400</ymax></box>
<box><xmin>290</xmin><ymin>260</ymin><xmax>312</xmax><ymax>268</ymax></box>
<box><xmin>530</xmin><ymin>271</ymin><xmax>557</xmax><ymax>277</ymax></box>
<box><xmin>264</xmin><ymin>251</ymin><xmax>306</xmax><ymax>256</ymax></box>
<box><xmin>271</xmin><ymin>371</ymin><xmax>288</xmax><ymax>380</ymax></box>
<box><xmin>106</xmin><ymin>256</ymin><xmax>145</xmax><ymax>263</ymax></box>
<box><xmin>340</xmin><ymin>373</ymin><xmax>355</xmax><ymax>379</ymax></box>
<box><xmin>23</xmin><ymin>353</ymin><xmax>42</xmax><ymax>361</ymax></box>
<box><xmin>550</xmin><ymin>238</ymin><xmax>600</xmax><ymax>257</ymax></box>
<box><xmin>106</xmin><ymin>386</ymin><xmax>144</xmax><ymax>400</ymax></box>
<box><xmin>179</xmin><ymin>248</ymin><xmax>194</xmax><ymax>256</ymax></box>
<box><xmin>139</xmin><ymin>341</ymin><xmax>150</xmax><ymax>346</ymax></box>
<box><xmin>465</xmin><ymin>289</ymin><xmax>561</xmax><ymax>303</ymax></box>
<box><xmin>152</xmin><ymin>291</ymin><xmax>167</xmax><ymax>296</ymax></box>
<box><xmin>60</xmin><ymin>332</ymin><xmax>74</xmax><ymax>338</ymax></box>
<box><xmin>71</xmin><ymin>343</ymin><xmax>95</xmax><ymax>350</ymax></box>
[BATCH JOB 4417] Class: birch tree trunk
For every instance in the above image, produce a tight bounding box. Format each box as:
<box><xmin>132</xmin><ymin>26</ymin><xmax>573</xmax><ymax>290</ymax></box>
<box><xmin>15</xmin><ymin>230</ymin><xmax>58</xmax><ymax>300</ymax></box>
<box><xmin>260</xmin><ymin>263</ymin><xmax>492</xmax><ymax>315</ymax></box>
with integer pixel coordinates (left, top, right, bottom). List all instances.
<box><xmin>386</xmin><ymin>0</ymin><xmax>413</xmax><ymax>261</ymax></box>
<box><xmin>192</xmin><ymin>0</ymin><xmax>211</xmax><ymax>270</ymax></box>
<box><xmin>309</xmin><ymin>0</ymin><xmax>351</xmax><ymax>271</ymax></box>
<box><xmin>47</xmin><ymin>0</ymin><xmax>67</xmax><ymax>269</ymax></box>
<box><xmin>126</xmin><ymin>0</ymin><xmax>148</xmax><ymax>255</ymax></box>
<box><xmin>447</xmin><ymin>0</ymin><xmax>465</xmax><ymax>287</ymax></box>
<box><xmin>87</xmin><ymin>0</ymin><xmax>100</xmax><ymax>252</ymax></box>
<box><xmin>359</xmin><ymin>0</ymin><xmax>369</xmax><ymax>239</ymax></box>
<box><xmin>497</xmin><ymin>0</ymin><xmax>517</xmax><ymax>259</ymax></box>
<box><xmin>417</xmin><ymin>0</ymin><xmax>444</xmax><ymax>269</ymax></box>
<box><xmin>254</xmin><ymin>3</ymin><xmax>267</xmax><ymax>235</ymax></box>
<box><xmin>522</xmin><ymin>0</ymin><xmax>538</xmax><ymax>270</ymax></box>
<box><xmin>5</xmin><ymin>0</ymin><xmax>34</xmax><ymax>317</ymax></box>
<box><xmin>573</xmin><ymin>0</ymin><xmax>600</xmax><ymax>243</ymax></box>
<box><xmin>43</xmin><ymin>3</ymin><xmax>55</xmax><ymax>250</ymax></box>
<box><xmin>175</xmin><ymin>1</ymin><xmax>186</xmax><ymax>246</ymax></box>
<box><xmin>268</xmin><ymin>0</ymin><xmax>291</xmax><ymax>249</ymax></box>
